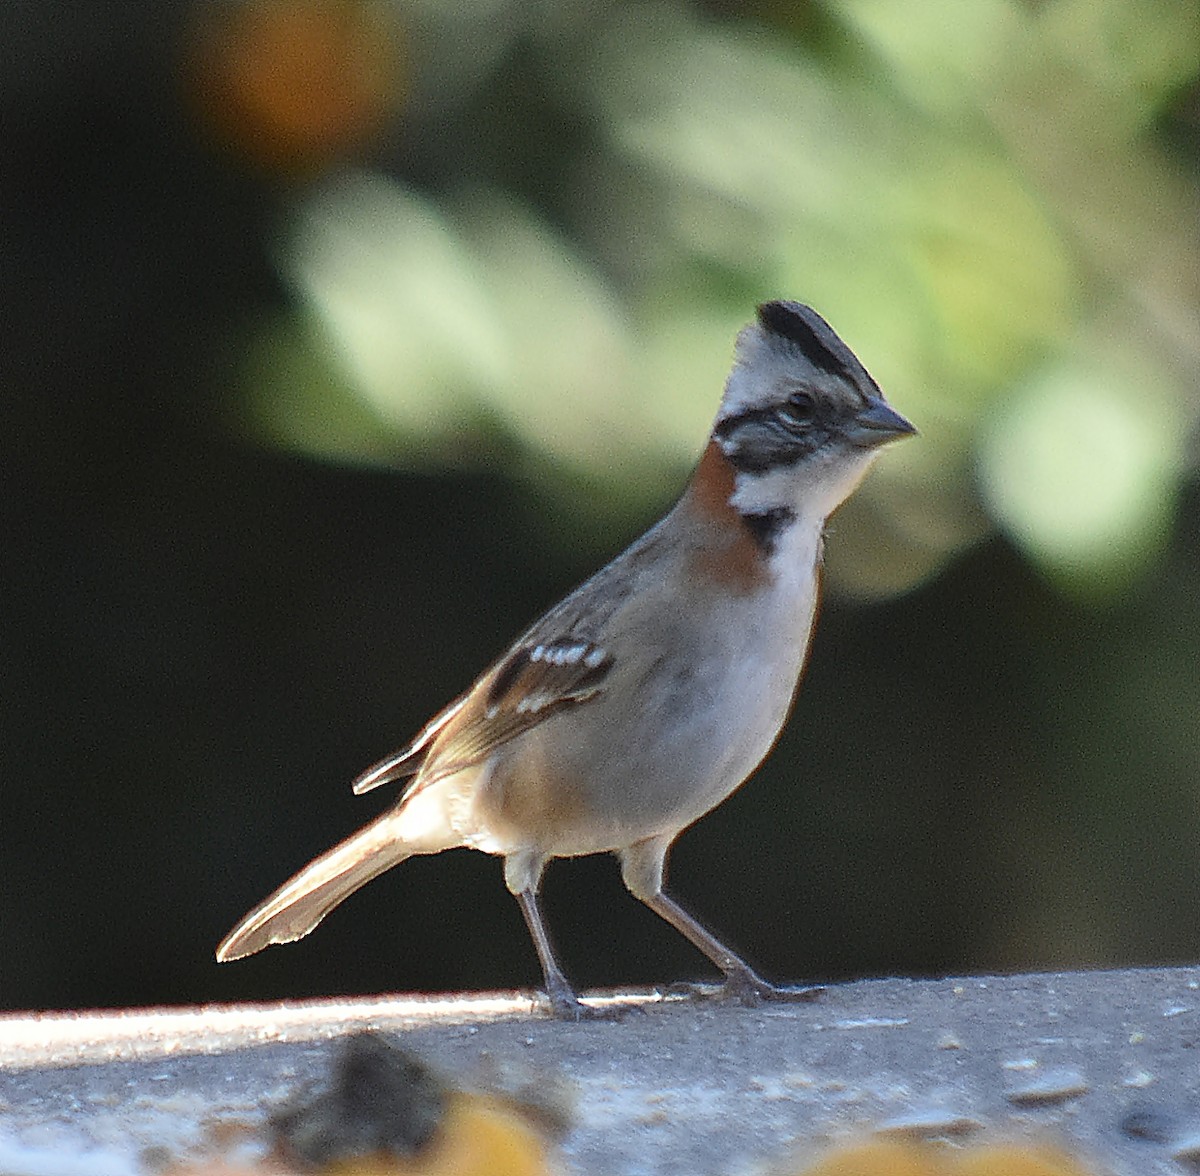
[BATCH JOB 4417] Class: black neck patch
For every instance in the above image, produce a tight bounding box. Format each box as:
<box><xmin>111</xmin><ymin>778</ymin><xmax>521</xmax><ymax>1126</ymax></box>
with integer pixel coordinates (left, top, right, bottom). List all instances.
<box><xmin>757</xmin><ymin>301</ymin><xmax>854</xmax><ymax>383</ymax></box>
<box><xmin>740</xmin><ymin>507</ymin><xmax>794</xmax><ymax>554</ymax></box>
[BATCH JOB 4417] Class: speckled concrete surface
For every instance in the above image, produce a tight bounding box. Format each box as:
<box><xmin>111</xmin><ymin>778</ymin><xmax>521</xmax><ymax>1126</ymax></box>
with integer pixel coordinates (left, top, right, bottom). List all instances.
<box><xmin>2</xmin><ymin>969</ymin><xmax>1199</xmax><ymax>1174</ymax></box>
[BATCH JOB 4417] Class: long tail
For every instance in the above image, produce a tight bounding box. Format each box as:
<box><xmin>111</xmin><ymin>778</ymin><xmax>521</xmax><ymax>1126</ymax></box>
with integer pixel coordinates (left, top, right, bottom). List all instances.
<box><xmin>216</xmin><ymin>815</ymin><xmax>412</xmax><ymax>962</ymax></box>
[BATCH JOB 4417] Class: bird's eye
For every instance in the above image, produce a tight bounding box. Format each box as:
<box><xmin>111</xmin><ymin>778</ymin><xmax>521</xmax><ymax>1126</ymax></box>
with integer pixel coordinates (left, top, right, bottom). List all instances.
<box><xmin>776</xmin><ymin>391</ymin><xmax>816</xmax><ymax>429</ymax></box>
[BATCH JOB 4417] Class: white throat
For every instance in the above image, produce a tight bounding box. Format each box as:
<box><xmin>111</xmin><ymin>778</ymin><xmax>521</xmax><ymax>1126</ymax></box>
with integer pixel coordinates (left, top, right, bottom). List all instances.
<box><xmin>729</xmin><ymin>447</ymin><xmax>884</xmax><ymax>529</ymax></box>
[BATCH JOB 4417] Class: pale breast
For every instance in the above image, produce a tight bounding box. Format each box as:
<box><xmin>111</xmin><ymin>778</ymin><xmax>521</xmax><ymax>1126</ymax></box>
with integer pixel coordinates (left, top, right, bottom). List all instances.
<box><xmin>471</xmin><ymin>536</ymin><xmax>821</xmax><ymax>859</ymax></box>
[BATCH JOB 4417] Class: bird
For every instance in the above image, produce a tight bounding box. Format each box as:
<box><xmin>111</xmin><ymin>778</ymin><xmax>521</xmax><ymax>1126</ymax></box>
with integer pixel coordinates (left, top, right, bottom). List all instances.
<box><xmin>216</xmin><ymin>300</ymin><xmax>915</xmax><ymax>1017</ymax></box>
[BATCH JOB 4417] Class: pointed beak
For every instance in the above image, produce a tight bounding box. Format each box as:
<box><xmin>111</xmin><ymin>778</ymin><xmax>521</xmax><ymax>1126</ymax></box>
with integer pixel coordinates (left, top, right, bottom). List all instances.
<box><xmin>848</xmin><ymin>396</ymin><xmax>917</xmax><ymax>448</ymax></box>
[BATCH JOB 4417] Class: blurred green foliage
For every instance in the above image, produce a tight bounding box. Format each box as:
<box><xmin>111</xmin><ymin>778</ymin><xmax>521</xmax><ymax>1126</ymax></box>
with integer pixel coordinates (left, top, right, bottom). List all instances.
<box><xmin>232</xmin><ymin>0</ymin><xmax>1200</xmax><ymax>599</ymax></box>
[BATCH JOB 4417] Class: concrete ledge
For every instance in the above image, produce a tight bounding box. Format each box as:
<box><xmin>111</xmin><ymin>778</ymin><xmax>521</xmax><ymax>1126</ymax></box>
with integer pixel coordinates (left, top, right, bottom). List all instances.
<box><xmin>3</xmin><ymin>968</ymin><xmax>1200</xmax><ymax>1174</ymax></box>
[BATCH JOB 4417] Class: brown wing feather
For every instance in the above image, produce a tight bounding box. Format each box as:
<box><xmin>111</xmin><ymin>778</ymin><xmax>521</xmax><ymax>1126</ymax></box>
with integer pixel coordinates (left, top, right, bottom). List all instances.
<box><xmin>398</xmin><ymin>638</ymin><xmax>612</xmax><ymax>798</ymax></box>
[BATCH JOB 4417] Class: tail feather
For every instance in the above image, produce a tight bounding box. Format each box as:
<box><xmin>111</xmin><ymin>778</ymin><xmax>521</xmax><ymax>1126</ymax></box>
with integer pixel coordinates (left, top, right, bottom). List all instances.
<box><xmin>216</xmin><ymin>816</ymin><xmax>411</xmax><ymax>962</ymax></box>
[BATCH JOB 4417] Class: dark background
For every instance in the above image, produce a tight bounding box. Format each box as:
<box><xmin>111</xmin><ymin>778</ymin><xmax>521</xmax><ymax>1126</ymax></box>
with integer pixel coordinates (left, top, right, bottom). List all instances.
<box><xmin>3</xmin><ymin>0</ymin><xmax>1200</xmax><ymax>1011</ymax></box>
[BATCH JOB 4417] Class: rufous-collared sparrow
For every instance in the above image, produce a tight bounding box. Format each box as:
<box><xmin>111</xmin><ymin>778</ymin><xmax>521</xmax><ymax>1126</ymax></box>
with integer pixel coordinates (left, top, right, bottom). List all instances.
<box><xmin>217</xmin><ymin>301</ymin><xmax>915</xmax><ymax>1017</ymax></box>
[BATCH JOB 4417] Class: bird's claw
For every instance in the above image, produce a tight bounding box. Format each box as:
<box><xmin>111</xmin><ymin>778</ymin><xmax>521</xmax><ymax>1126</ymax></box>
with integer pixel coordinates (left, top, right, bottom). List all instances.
<box><xmin>661</xmin><ymin>973</ymin><xmax>825</xmax><ymax>1007</ymax></box>
<box><xmin>535</xmin><ymin>985</ymin><xmax>640</xmax><ymax>1021</ymax></box>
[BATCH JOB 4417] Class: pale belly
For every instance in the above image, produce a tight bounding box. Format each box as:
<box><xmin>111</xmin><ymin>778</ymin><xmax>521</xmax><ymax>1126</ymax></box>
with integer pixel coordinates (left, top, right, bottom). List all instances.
<box><xmin>472</xmin><ymin>592</ymin><xmax>815</xmax><ymax>858</ymax></box>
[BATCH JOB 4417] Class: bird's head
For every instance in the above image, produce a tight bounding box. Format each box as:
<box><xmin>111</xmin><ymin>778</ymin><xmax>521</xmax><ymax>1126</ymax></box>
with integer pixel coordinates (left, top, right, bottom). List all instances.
<box><xmin>711</xmin><ymin>301</ymin><xmax>915</xmax><ymax>521</ymax></box>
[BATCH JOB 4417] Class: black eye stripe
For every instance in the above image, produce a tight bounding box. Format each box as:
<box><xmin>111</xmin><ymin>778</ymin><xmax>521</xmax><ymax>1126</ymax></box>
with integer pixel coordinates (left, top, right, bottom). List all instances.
<box><xmin>714</xmin><ymin>395</ymin><xmax>833</xmax><ymax>440</ymax></box>
<box><xmin>713</xmin><ymin>405</ymin><xmax>779</xmax><ymax>440</ymax></box>
<box><xmin>715</xmin><ymin>419</ymin><xmax>823</xmax><ymax>473</ymax></box>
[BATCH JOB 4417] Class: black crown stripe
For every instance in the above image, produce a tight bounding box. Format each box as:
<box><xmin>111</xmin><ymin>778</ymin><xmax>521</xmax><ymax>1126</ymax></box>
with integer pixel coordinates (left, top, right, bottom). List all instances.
<box><xmin>756</xmin><ymin>301</ymin><xmax>852</xmax><ymax>382</ymax></box>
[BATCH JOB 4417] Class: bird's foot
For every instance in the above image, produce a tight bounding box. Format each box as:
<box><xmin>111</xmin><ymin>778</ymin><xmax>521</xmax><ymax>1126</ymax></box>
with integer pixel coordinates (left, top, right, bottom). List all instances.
<box><xmin>534</xmin><ymin>978</ymin><xmax>635</xmax><ymax>1021</ymax></box>
<box><xmin>664</xmin><ymin>969</ymin><xmax>824</xmax><ymax>1007</ymax></box>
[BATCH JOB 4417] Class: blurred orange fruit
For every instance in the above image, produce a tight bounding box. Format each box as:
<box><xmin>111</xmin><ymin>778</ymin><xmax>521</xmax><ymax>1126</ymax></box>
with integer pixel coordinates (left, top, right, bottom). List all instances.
<box><xmin>185</xmin><ymin>0</ymin><xmax>403</xmax><ymax>175</ymax></box>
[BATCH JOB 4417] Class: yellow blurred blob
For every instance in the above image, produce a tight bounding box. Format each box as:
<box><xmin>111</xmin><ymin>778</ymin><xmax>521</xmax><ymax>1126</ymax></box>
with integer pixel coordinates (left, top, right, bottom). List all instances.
<box><xmin>799</xmin><ymin>1139</ymin><xmax>935</xmax><ymax>1176</ymax></box>
<box><xmin>951</xmin><ymin>1143</ymin><xmax>1094</xmax><ymax>1176</ymax></box>
<box><xmin>322</xmin><ymin>1094</ymin><xmax>557</xmax><ymax>1176</ymax></box>
<box><xmin>796</xmin><ymin>1139</ymin><xmax>1098</xmax><ymax>1176</ymax></box>
<box><xmin>185</xmin><ymin>0</ymin><xmax>403</xmax><ymax>175</ymax></box>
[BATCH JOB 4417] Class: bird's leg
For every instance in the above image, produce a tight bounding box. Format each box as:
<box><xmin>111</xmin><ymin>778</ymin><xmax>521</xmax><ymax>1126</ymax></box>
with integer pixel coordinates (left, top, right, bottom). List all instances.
<box><xmin>513</xmin><ymin>887</ymin><xmax>587</xmax><ymax>1018</ymax></box>
<box><xmin>639</xmin><ymin>888</ymin><xmax>823</xmax><ymax>1004</ymax></box>
<box><xmin>506</xmin><ymin>849</ymin><xmax>621</xmax><ymax>1020</ymax></box>
<box><xmin>621</xmin><ymin>837</ymin><xmax>823</xmax><ymax>1006</ymax></box>
<box><xmin>513</xmin><ymin>888</ymin><xmax>627</xmax><ymax>1020</ymax></box>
